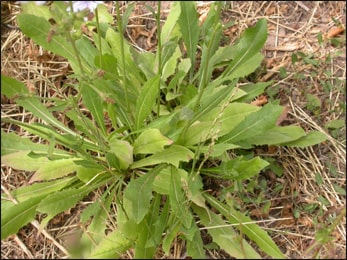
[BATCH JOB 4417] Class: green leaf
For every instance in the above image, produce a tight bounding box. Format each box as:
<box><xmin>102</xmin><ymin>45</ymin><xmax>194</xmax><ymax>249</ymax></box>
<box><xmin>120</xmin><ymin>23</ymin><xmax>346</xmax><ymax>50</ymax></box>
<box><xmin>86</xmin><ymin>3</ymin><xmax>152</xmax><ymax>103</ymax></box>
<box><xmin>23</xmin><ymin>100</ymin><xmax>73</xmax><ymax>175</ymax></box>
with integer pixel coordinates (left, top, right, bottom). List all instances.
<box><xmin>192</xmin><ymin>205</ymin><xmax>261</xmax><ymax>258</ymax></box>
<box><xmin>169</xmin><ymin>167</ymin><xmax>192</xmax><ymax>228</ymax></box>
<box><xmin>37</xmin><ymin>187</ymin><xmax>91</xmax><ymax>216</ymax></box>
<box><xmin>229</xmin><ymin>52</ymin><xmax>264</xmax><ymax>79</ymax></box>
<box><xmin>162</xmin><ymin>220</ymin><xmax>181</xmax><ymax>255</ymax></box>
<box><xmin>4</xmin><ymin>120</ymin><xmax>100</xmax><ymax>155</ymax></box>
<box><xmin>133</xmin><ymin>128</ymin><xmax>173</xmax><ymax>154</ymax></box>
<box><xmin>29</xmin><ymin>157</ymin><xmax>82</xmax><ymax>183</ymax></box>
<box><xmin>76</xmin><ymin>166</ymin><xmax>105</xmax><ymax>183</ymax></box>
<box><xmin>134</xmin><ymin>195</ymin><xmax>162</xmax><ymax>259</ymax></box>
<box><xmin>237</xmin><ymin>81</ymin><xmax>273</xmax><ymax>102</ymax></box>
<box><xmin>87</xmin><ymin>230</ymin><xmax>131</xmax><ymax>259</ymax></box>
<box><xmin>76</xmin><ymin>36</ymin><xmax>99</xmax><ymax>68</ymax></box>
<box><xmin>1</xmin><ymin>76</ymin><xmax>77</xmax><ymax>137</ymax></box>
<box><xmin>183</xmin><ymin>121</ymin><xmax>216</xmax><ymax>146</ymax></box>
<box><xmin>201</xmin><ymin>102</ymin><xmax>260</xmax><ymax>134</ymax></box>
<box><xmin>178</xmin><ymin>1</ymin><xmax>200</xmax><ymax>81</ymax></box>
<box><xmin>191</xmin><ymin>82</ymin><xmax>238</xmax><ymax>124</ymax></box>
<box><xmin>152</xmin><ymin>167</ymin><xmax>171</xmax><ymax>195</ymax></box>
<box><xmin>280</xmin><ymin>130</ymin><xmax>328</xmax><ymax>148</ymax></box>
<box><xmin>221</xmin><ymin>18</ymin><xmax>267</xmax><ymax>79</ymax></box>
<box><xmin>20</xmin><ymin>1</ymin><xmax>52</xmax><ymax>20</ymax></box>
<box><xmin>135</xmin><ymin>75</ymin><xmax>161</xmax><ymax>130</ymax></box>
<box><xmin>2</xmin><ymin>151</ymin><xmax>51</xmax><ymax>171</ymax></box>
<box><xmin>219</xmin><ymin>103</ymin><xmax>283</xmax><ymax>144</ymax></box>
<box><xmin>204</xmin><ymin>194</ymin><xmax>285</xmax><ymax>259</ymax></box>
<box><xmin>80</xmin><ymin>186</ymin><xmax>117</xmax><ymax>253</ymax></box>
<box><xmin>16</xmin><ymin>14</ymin><xmax>89</xmax><ymax>74</ymax></box>
<box><xmin>221</xmin><ymin>156</ymin><xmax>269</xmax><ymax>180</ymax></box>
<box><xmin>105</xmin><ymin>28</ymin><xmax>142</xmax><ymax>92</ymax></box>
<box><xmin>130</xmin><ymin>145</ymin><xmax>194</xmax><ymax>169</ymax></box>
<box><xmin>146</xmin><ymin>197</ymin><xmax>170</xmax><ymax>248</ymax></box>
<box><xmin>1</xmin><ymin>74</ymin><xmax>28</xmax><ymax>98</ymax></box>
<box><xmin>325</xmin><ymin>119</ymin><xmax>345</xmax><ymax>129</ymax></box>
<box><xmin>185</xmin><ymin>221</ymin><xmax>206</xmax><ymax>259</ymax></box>
<box><xmin>123</xmin><ymin>165</ymin><xmax>165</xmax><ymax>223</ymax></box>
<box><xmin>198</xmin><ymin>143</ymin><xmax>240</xmax><ymax>157</ymax></box>
<box><xmin>245</xmin><ymin>126</ymin><xmax>307</xmax><ymax>145</ymax></box>
<box><xmin>65</xmin><ymin>109</ymin><xmax>99</xmax><ymax>142</ymax></box>
<box><xmin>4</xmin><ymin>177</ymin><xmax>76</xmax><ymax>204</ymax></box>
<box><xmin>81</xmin><ymin>82</ymin><xmax>107</xmax><ymax>137</ymax></box>
<box><xmin>161</xmin><ymin>2</ymin><xmax>181</xmax><ymax>43</ymax></box>
<box><xmin>162</xmin><ymin>46</ymin><xmax>181</xmax><ymax>81</ymax></box>
<box><xmin>109</xmin><ymin>138</ymin><xmax>133</xmax><ymax>170</ymax></box>
<box><xmin>1</xmin><ymin>195</ymin><xmax>46</xmax><ymax>240</ymax></box>
<box><xmin>95</xmin><ymin>3</ymin><xmax>114</xmax><ymax>24</ymax></box>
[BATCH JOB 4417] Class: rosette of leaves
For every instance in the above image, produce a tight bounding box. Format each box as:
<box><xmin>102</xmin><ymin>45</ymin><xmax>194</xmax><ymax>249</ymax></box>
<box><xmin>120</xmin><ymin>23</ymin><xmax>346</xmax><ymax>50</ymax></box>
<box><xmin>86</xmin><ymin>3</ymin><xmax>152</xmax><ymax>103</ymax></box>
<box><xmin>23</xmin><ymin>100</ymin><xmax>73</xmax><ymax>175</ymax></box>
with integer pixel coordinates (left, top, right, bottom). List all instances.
<box><xmin>1</xmin><ymin>1</ymin><xmax>327</xmax><ymax>258</ymax></box>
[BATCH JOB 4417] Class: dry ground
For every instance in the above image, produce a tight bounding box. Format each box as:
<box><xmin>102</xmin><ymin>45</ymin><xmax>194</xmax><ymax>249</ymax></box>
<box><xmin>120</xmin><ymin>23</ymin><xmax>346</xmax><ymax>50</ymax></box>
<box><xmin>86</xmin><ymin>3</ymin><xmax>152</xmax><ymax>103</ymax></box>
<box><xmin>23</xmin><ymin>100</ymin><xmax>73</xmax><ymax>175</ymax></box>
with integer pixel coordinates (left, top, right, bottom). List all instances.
<box><xmin>1</xmin><ymin>1</ymin><xmax>346</xmax><ymax>259</ymax></box>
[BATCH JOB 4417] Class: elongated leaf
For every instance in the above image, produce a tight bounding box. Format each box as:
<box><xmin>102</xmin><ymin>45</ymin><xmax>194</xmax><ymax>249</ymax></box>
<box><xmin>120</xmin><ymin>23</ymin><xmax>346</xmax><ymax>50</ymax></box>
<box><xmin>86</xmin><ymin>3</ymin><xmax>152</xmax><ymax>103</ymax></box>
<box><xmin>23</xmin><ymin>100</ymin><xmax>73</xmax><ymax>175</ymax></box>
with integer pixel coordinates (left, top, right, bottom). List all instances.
<box><xmin>186</xmin><ymin>221</ymin><xmax>206</xmax><ymax>259</ymax></box>
<box><xmin>30</xmin><ymin>157</ymin><xmax>82</xmax><ymax>183</ymax></box>
<box><xmin>134</xmin><ymin>195</ymin><xmax>162</xmax><ymax>259</ymax></box>
<box><xmin>146</xmin><ymin>197</ymin><xmax>170</xmax><ymax>248</ymax></box>
<box><xmin>87</xmin><ymin>230</ymin><xmax>131</xmax><ymax>259</ymax></box>
<box><xmin>204</xmin><ymin>194</ymin><xmax>285</xmax><ymax>258</ymax></box>
<box><xmin>280</xmin><ymin>130</ymin><xmax>328</xmax><ymax>148</ymax></box>
<box><xmin>1</xmin><ymin>75</ymin><xmax>77</xmax><ymax>136</ymax></box>
<box><xmin>76</xmin><ymin>36</ymin><xmax>99</xmax><ymax>68</ymax></box>
<box><xmin>219</xmin><ymin>103</ymin><xmax>283</xmax><ymax>144</ymax></box>
<box><xmin>37</xmin><ymin>187</ymin><xmax>91</xmax><ymax>216</ymax></box>
<box><xmin>229</xmin><ymin>52</ymin><xmax>264</xmax><ymax>79</ymax></box>
<box><xmin>245</xmin><ymin>126</ymin><xmax>307</xmax><ymax>145</ymax></box>
<box><xmin>20</xmin><ymin>1</ymin><xmax>52</xmax><ymax>20</ymax></box>
<box><xmin>81</xmin><ymin>82</ymin><xmax>107</xmax><ymax>136</ymax></box>
<box><xmin>191</xmin><ymin>82</ymin><xmax>238</xmax><ymax>124</ymax></box>
<box><xmin>3</xmin><ymin>119</ymin><xmax>101</xmax><ymax>154</ymax></box>
<box><xmin>76</xmin><ymin>166</ymin><xmax>105</xmax><ymax>183</ymax></box>
<box><xmin>1</xmin><ymin>131</ymin><xmax>69</xmax><ymax>156</ymax></box>
<box><xmin>161</xmin><ymin>2</ymin><xmax>181</xmax><ymax>43</ymax></box>
<box><xmin>2</xmin><ymin>151</ymin><xmax>51</xmax><ymax>171</ymax></box>
<box><xmin>169</xmin><ymin>168</ymin><xmax>192</xmax><ymax>228</ymax></box>
<box><xmin>198</xmin><ymin>143</ymin><xmax>240</xmax><ymax>157</ymax></box>
<box><xmin>183</xmin><ymin>102</ymin><xmax>260</xmax><ymax>146</ymax></box>
<box><xmin>65</xmin><ymin>109</ymin><xmax>99</xmax><ymax>142</ymax></box>
<box><xmin>1</xmin><ymin>195</ymin><xmax>46</xmax><ymax>240</ymax></box>
<box><xmin>178</xmin><ymin>1</ymin><xmax>199</xmax><ymax>81</ymax></box>
<box><xmin>221</xmin><ymin>18</ymin><xmax>267</xmax><ymax>79</ymax></box>
<box><xmin>133</xmin><ymin>128</ymin><xmax>173</xmax><ymax>154</ymax></box>
<box><xmin>220</xmin><ymin>156</ymin><xmax>269</xmax><ymax>180</ymax></box>
<box><xmin>152</xmin><ymin>167</ymin><xmax>171</xmax><ymax>195</ymax></box>
<box><xmin>192</xmin><ymin>205</ymin><xmax>261</xmax><ymax>258</ymax></box>
<box><xmin>105</xmin><ymin>28</ymin><xmax>142</xmax><ymax>92</ymax></box>
<box><xmin>162</xmin><ymin>220</ymin><xmax>181</xmax><ymax>255</ymax></box>
<box><xmin>8</xmin><ymin>177</ymin><xmax>77</xmax><ymax>204</ymax></box>
<box><xmin>80</xmin><ymin>186</ymin><xmax>117</xmax><ymax>254</ymax></box>
<box><xmin>130</xmin><ymin>145</ymin><xmax>194</xmax><ymax>169</ymax></box>
<box><xmin>123</xmin><ymin>165</ymin><xmax>165</xmax><ymax>223</ymax></box>
<box><xmin>16</xmin><ymin>14</ymin><xmax>89</xmax><ymax>74</ymax></box>
<box><xmin>237</xmin><ymin>82</ymin><xmax>273</xmax><ymax>103</ymax></box>
<box><xmin>109</xmin><ymin>138</ymin><xmax>133</xmax><ymax>170</ymax></box>
<box><xmin>183</xmin><ymin>121</ymin><xmax>216</xmax><ymax>146</ymax></box>
<box><xmin>135</xmin><ymin>75</ymin><xmax>160</xmax><ymax>130</ymax></box>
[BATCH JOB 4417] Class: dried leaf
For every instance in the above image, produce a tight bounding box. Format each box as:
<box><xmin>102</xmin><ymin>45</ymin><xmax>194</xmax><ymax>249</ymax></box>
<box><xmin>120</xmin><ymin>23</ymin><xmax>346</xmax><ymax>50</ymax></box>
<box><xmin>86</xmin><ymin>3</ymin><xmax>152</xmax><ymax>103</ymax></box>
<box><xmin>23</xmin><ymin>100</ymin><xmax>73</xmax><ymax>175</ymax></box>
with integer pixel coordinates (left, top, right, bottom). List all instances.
<box><xmin>251</xmin><ymin>94</ymin><xmax>268</xmax><ymax>106</ymax></box>
<box><xmin>276</xmin><ymin>105</ymin><xmax>290</xmax><ymax>126</ymax></box>
<box><xmin>327</xmin><ymin>26</ymin><xmax>345</xmax><ymax>39</ymax></box>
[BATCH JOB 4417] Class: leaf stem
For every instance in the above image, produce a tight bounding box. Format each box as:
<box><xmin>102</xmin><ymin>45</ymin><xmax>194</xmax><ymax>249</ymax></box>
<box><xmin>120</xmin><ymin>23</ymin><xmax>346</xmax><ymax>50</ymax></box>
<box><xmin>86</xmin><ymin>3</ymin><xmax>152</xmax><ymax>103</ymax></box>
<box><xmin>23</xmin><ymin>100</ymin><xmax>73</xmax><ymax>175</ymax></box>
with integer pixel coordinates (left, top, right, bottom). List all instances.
<box><xmin>66</xmin><ymin>1</ymin><xmax>85</xmax><ymax>76</ymax></box>
<box><xmin>156</xmin><ymin>1</ymin><xmax>162</xmax><ymax>116</ymax></box>
<box><xmin>95</xmin><ymin>7</ymin><xmax>102</xmax><ymax>67</ymax></box>
<box><xmin>116</xmin><ymin>1</ymin><xmax>130</xmax><ymax>113</ymax></box>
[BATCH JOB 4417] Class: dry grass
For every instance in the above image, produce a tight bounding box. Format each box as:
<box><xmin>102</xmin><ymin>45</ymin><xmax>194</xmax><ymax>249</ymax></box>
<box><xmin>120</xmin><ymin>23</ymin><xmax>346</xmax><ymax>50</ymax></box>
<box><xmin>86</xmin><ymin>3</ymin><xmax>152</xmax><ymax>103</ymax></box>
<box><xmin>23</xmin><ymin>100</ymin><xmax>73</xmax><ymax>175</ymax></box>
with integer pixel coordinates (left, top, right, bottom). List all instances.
<box><xmin>1</xmin><ymin>1</ymin><xmax>345</xmax><ymax>259</ymax></box>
